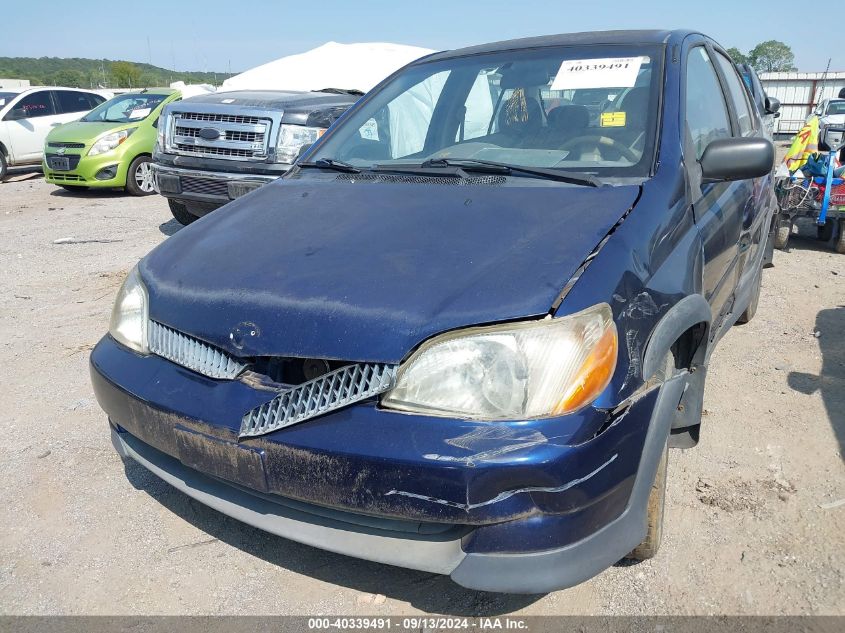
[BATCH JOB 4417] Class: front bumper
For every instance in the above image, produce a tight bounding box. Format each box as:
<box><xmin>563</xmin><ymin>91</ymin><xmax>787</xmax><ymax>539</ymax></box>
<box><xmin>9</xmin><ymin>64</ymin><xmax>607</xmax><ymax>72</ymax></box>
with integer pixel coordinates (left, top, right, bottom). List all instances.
<box><xmin>92</xmin><ymin>335</ymin><xmax>683</xmax><ymax>592</ymax></box>
<box><xmin>152</xmin><ymin>163</ymin><xmax>280</xmax><ymax>207</ymax></box>
<box><xmin>43</xmin><ymin>152</ymin><xmax>129</xmax><ymax>189</ymax></box>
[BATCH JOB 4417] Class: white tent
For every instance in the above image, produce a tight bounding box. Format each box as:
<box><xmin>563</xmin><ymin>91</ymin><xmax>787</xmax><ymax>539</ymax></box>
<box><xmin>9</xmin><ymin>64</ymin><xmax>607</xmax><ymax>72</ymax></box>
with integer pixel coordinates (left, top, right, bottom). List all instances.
<box><xmin>221</xmin><ymin>42</ymin><xmax>435</xmax><ymax>93</ymax></box>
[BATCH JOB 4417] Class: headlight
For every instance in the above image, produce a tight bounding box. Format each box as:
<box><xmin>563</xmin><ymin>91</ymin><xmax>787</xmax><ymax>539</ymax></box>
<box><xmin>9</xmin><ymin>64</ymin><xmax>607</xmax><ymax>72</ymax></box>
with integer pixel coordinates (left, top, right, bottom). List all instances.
<box><xmin>109</xmin><ymin>266</ymin><xmax>149</xmax><ymax>354</ymax></box>
<box><xmin>382</xmin><ymin>304</ymin><xmax>617</xmax><ymax>420</ymax></box>
<box><xmin>275</xmin><ymin>124</ymin><xmax>325</xmax><ymax>164</ymax></box>
<box><xmin>156</xmin><ymin>113</ymin><xmax>167</xmax><ymax>151</ymax></box>
<box><xmin>88</xmin><ymin>128</ymin><xmax>135</xmax><ymax>156</ymax></box>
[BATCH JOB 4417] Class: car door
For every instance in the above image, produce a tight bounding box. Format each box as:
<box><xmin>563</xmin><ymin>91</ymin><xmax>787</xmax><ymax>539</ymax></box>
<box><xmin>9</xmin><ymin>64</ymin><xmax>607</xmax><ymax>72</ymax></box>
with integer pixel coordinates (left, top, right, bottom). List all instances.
<box><xmin>2</xmin><ymin>90</ymin><xmax>59</xmax><ymax>162</ymax></box>
<box><xmin>682</xmin><ymin>44</ymin><xmax>746</xmax><ymax>331</ymax></box>
<box><xmin>54</xmin><ymin>90</ymin><xmax>100</xmax><ymax>124</ymax></box>
<box><xmin>712</xmin><ymin>50</ymin><xmax>768</xmax><ymax>281</ymax></box>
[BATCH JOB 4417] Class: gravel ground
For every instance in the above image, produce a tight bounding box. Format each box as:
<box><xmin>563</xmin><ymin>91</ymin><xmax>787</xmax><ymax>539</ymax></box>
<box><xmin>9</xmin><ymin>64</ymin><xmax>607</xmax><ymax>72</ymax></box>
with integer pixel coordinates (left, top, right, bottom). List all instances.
<box><xmin>0</xmin><ymin>165</ymin><xmax>843</xmax><ymax>616</ymax></box>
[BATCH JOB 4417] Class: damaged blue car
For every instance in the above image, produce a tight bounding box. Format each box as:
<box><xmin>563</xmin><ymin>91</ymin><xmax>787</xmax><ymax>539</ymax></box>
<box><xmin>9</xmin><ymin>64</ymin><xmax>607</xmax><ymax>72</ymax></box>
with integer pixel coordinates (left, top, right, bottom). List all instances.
<box><xmin>91</xmin><ymin>29</ymin><xmax>776</xmax><ymax>593</ymax></box>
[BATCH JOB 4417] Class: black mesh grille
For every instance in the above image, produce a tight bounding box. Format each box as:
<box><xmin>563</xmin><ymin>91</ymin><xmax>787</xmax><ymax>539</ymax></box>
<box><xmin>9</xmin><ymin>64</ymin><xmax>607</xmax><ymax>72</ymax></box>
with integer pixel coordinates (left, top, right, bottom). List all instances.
<box><xmin>334</xmin><ymin>173</ymin><xmax>506</xmax><ymax>186</ymax></box>
<box><xmin>180</xmin><ymin>176</ymin><xmax>230</xmax><ymax>197</ymax></box>
<box><xmin>48</xmin><ymin>141</ymin><xmax>85</xmax><ymax>149</ymax></box>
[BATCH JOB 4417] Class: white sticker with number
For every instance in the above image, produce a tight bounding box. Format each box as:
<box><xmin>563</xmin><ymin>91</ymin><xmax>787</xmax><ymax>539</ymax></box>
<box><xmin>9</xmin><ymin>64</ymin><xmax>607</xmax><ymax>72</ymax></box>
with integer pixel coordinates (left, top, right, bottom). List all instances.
<box><xmin>551</xmin><ymin>57</ymin><xmax>646</xmax><ymax>90</ymax></box>
<box><xmin>128</xmin><ymin>107</ymin><xmax>151</xmax><ymax>120</ymax></box>
<box><xmin>359</xmin><ymin>118</ymin><xmax>379</xmax><ymax>141</ymax></box>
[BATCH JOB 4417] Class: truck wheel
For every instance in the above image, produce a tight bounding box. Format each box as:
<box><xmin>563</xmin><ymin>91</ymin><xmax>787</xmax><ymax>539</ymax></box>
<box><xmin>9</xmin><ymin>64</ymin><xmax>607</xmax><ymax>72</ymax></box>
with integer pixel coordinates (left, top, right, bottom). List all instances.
<box><xmin>773</xmin><ymin>221</ymin><xmax>791</xmax><ymax>250</ymax></box>
<box><xmin>818</xmin><ymin>221</ymin><xmax>834</xmax><ymax>242</ymax></box>
<box><xmin>168</xmin><ymin>199</ymin><xmax>197</xmax><ymax>225</ymax></box>
<box><xmin>836</xmin><ymin>220</ymin><xmax>845</xmax><ymax>254</ymax></box>
<box><xmin>736</xmin><ymin>266</ymin><xmax>762</xmax><ymax>324</ymax></box>
<box><xmin>125</xmin><ymin>156</ymin><xmax>155</xmax><ymax>196</ymax></box>
<box><xmin>627</xmin><ymin>440</ymin><xmax>668</xmax><ymax>560</ymax></box>
<box><xmin>0</xmin><ymin>152</ymin><xmax>7</xmax><ymax>181</ymax></box>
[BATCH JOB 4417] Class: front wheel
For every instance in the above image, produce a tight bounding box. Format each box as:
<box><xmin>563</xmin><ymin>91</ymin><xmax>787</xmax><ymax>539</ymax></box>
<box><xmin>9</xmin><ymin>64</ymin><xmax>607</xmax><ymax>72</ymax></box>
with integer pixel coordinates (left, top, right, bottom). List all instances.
<box><xmin>627</xmin><ymin>440</ymin><xmax>668</xmax><ymax>560</ymax></box>
<box><xmin>773</xmin><ymin>220</ymin><xmax>791</xmax><ymax>250</ymax></box>
<box><xmin>168</xmin><ymin>199</ymin><xmax>198</xmax><ymax>225</ymax></box>
<box><xmin>836</xmin><ymin>219</ymin><xmax>845</xmax><ymax>254</ymax></box>
<box><xmin>0</xmin><ymin>152</ymin><xmax>7</xmax><ymax>181</ymax></box>
<box><xmin>125</xmin><ymin>155</ymin><xmax>155</xmax><ymax>196</ymax></box>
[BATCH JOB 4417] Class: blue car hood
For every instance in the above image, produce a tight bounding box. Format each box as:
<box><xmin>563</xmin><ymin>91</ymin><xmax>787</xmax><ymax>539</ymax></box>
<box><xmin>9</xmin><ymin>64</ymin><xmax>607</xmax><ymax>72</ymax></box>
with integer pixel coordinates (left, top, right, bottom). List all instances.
<box><xmin>141</xmin><ymin>178</ymin><xmax>639</xmax><ymax>362</ymax></box>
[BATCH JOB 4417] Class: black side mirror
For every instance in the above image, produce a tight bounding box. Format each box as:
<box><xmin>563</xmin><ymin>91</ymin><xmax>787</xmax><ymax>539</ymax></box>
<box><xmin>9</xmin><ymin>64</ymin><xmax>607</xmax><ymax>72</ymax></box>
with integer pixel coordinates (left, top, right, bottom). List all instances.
<box><xmin>765</xmin><ymin>96</ymin><xmax>781</xmax><ymax>115</ymax></box>
<box><xmin>700</xmin><ymin>137</ymin><xmax>774</xmax><ymax>182</ymax></box>
<box><xmin>4</xmin><ymin>107</ymin><xmax>27</xmax><ymax>121</ymax></box>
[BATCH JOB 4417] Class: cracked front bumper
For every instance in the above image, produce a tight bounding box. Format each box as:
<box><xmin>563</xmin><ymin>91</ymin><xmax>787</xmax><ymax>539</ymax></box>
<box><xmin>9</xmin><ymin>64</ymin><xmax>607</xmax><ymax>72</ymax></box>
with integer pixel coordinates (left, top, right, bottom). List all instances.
<box><xmin>91</xmin><ymin>334</ymin><xmax>681</xmax><ymax>592</ymax></box>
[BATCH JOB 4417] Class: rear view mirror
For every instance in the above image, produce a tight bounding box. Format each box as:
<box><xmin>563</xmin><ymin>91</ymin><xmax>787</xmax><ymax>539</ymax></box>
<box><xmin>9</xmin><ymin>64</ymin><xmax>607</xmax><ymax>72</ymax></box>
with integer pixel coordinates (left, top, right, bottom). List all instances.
<box><xmin>764</xmin><ymin>96</ymin><xmax>781</xmax><ymax>115</ymax></box>
<box><xmin>700</xmin><ymin>137</ymin><xmax>774</xmax><ymax>182</ymax></box>
<box><xmin>4</xmin><ymin>107</ymin><xmax>27</xmax><ymax>121</ymax></box>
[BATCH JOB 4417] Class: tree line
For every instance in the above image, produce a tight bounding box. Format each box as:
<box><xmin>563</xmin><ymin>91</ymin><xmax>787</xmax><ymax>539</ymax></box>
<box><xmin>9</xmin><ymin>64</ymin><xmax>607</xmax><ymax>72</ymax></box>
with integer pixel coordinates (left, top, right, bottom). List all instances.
<box><xmin>725</xmin><ymin>40</ymin><xmax>798</xmax><ymax>72</ymax></box>
<box><xmin>0</xmin><ymin>57</ymin><xmax>232</xmax><ymax>88</ymax></box>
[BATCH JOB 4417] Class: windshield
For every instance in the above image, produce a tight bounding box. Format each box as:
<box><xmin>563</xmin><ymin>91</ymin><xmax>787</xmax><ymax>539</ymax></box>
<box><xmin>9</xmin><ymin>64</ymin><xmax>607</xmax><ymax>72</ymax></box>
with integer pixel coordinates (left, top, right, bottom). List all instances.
<box><xmin>0</xmin><ymin>92</ymin><xmax>17</xmax><ymax>107</ymax></box>
<box><xmin>826</xmin><ymin>101</ymin><xmax>845</xmax><ymax>116</ymax></box>
<box><xmin>82</xmin><ymin>93</ymin><xmax>169</xmax><ymax>123</ymax></box>
<box><xmin>313</xmin><ymin>44</ymin><xmax>662</xmax><ymax>177</ymax></box>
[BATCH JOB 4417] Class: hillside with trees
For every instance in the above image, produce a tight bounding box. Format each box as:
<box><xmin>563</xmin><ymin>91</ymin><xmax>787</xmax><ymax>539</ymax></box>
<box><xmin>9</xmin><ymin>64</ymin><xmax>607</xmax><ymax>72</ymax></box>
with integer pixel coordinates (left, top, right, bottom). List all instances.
<box><xmin>725</xmin><ymin>41</ymin><xmax>798</xmax><ymax>72</ymax></box>
<box><xmin>0</xmin><ymin>57</ymin><xmax>232</xmax><ymax>88</ymax></box>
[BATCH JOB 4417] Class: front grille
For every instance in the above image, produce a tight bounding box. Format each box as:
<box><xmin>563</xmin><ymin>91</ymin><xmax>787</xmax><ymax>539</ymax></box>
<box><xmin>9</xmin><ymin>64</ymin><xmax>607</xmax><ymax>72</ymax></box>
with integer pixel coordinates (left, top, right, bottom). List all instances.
<box><xmin>48</xmin><ymin>173</ymin><xmax>84</xmax><ymax>181</ymax></box>
<box><xmin>240</xmin><ymin>363</ymin><xmax>398</xmax><ymax>438</ymax></box>
<box><xmin>180</xmin><ymin>112</ymin><xmax>263</xmax><ymax>125</ymax></box>
<box><xmin>175</xmin><ymin>143</ymin><xmax>254</xmax><ymax>158</ymax></box>
<box><xmin>180</xmin><ymin>175</ymin><xmax>230</xmax><ymax>197</ymax></box>
<box><xmin>45</xmin><ymin>153</ymin><xmax>81</xmax><ymax>171</ymax></box>
<box><xmin>225</xmin><ymin>130</ymin><xmax>262</xmax><ymax>142</ymax></box>
<box><xmin>175</xmin><ymin>125</ymin><xmax>200</xmax><ymax>137</ymax></box>
<box><xmin>334</xmin><ymin>173</ymin><xmax>507</xmax><ymax>186</ymax></box>
<box><xmin>48</xmin><ymin>141</ymin><xmax>85</xmax><ymax>149</ymax></box>
<box><xmin>148</xmin><ymin>320</ymin><xmax>245</xmax><ymax>380</ymax></box>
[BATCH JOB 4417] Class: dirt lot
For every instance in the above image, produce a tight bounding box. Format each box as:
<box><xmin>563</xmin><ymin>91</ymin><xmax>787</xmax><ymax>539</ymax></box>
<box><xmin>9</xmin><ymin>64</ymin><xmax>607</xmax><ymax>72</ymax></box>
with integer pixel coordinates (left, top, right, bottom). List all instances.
<box><xmin>0</xmin><ymin>166</ymin><xmax>843</xmax><ymax>616</ymax></box>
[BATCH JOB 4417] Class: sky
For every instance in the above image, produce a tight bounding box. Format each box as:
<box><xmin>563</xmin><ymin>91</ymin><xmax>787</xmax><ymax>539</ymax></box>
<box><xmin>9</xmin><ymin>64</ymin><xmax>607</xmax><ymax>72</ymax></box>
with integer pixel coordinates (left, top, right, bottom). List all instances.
<box><xmin>0</xmin><ymin>0</ymin><xmax>832</xmax><ymax>73</ymax></box>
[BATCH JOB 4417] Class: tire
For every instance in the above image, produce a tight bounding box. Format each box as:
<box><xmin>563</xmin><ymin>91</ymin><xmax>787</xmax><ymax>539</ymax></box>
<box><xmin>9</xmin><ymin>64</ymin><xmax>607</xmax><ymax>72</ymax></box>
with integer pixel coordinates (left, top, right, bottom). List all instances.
<box><xmin>628</xmin><ymin>440</ymin><xmax>668</xmax><ymax>560</ymax></box>
<box><xmin>125</xmin><ymin>155</ymin><xmax>155</xmax><ymax>196</ymax></box>
<box><xmin>818</xmin><ymin>221</ymin><xmax>834</xmax><ymax>242</ymax></box>
<box><xmin>736</xmin><ymin>266</ymin><xmax>762</xmax><ymax>324</ymax></box>
<box><xmin>168</xmin><ymin>199</ymin><xmax>197</xmax><ymax>225</ymax></box>
<box><xmin>773</xmin><ymin>222</ymin><xmax>791</xmax><ymax>250</ymax></box>
<box><xmin>60</xmin><ymin>184</ymin><xmax>88</xmax><ymax>192</ymax></box>
<box><xmin>0</xmin><ymin>152</ymin><xmax>7</xmax><ymax>181</ymax></box>
<box><xmin>836</xmin><ymin>219</ymin><xmax>845</xmax><ymax>254</ymax></box>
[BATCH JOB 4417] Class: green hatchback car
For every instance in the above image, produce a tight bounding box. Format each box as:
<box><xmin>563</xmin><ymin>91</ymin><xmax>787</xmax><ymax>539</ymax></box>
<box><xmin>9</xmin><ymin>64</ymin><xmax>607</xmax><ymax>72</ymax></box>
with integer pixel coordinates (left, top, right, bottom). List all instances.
<box><xmin>43</xmin><ymin>89</ymin><xmax>179</xmax><ymax>195</ymax></box>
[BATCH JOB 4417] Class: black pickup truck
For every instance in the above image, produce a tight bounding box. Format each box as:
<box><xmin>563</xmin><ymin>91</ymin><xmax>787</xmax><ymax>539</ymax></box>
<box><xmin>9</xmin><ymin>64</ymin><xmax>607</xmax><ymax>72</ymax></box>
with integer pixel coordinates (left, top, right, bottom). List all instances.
<box><xmin>152</xmin><ymin>89</ymin><xmax>358</xmax><ymax>224</ymax></box>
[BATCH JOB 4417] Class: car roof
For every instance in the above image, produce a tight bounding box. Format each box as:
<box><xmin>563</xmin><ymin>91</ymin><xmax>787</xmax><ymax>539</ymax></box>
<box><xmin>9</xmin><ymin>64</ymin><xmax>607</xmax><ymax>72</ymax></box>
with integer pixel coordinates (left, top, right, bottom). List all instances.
<box><xmin>420</xmin><ymin>29</ymin><xmax>693</xmax><ymax>63</ymax></box>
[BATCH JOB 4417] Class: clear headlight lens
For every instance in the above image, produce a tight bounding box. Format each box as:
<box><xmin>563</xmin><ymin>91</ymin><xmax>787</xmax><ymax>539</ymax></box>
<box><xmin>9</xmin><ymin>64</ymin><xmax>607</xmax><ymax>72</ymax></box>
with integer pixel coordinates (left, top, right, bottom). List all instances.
<box><xmin>109</xmin><ymin>266</ymin><xmax>149</xmax><ymax>353</ymax></box>
<box><xmin>276</xmin><ymin>124</ymin><xmax>325</xmax><ymax>164</ymax></box>
<box><xmin>89</xmin><ymin>128</ymin><xmax>135</xmax><ymax>156</ymax></box>
<box><xmin>382</xmin><ymin>304</ymin><xmax>617</xmax><ymax>420</ymax></box>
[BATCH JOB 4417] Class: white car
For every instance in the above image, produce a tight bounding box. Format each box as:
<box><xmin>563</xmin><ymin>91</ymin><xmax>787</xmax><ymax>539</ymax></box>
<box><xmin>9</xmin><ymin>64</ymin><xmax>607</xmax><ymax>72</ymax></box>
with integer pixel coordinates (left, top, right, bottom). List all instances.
<box><xmin>811</xmin><ymin>99</ymin><xmax>845</xmax><ymax>151</ymax></box>
<box><xmin>0</xmin><ymin>87</ymin><xmax>109</xmax><ymax>180</ymax></box>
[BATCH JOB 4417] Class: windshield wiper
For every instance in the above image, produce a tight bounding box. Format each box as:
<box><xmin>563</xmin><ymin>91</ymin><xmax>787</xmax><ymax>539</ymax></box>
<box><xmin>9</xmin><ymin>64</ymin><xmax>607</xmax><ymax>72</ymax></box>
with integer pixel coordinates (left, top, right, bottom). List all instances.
<box><xmin>420</xmin><ymin>157</ymin><xmax>600</xmax><ymax>187</ymax></box>
<box><xmin>297</xmin><ymin>158</ymin><xmax>361</xmax><ymax>173</ymax></box>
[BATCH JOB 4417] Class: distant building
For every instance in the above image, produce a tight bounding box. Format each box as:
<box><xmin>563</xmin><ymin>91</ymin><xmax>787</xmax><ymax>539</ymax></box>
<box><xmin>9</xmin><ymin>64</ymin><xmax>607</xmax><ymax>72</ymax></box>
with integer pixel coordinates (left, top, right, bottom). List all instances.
<box><xmin>760</xmin><ymin>71</ymin><xmax>845</xmax><ymax>135</ymax></box>
<box><xmin>0</xmin><ymin>78</ymin><xmax>31</xmax><ymax>90</ymax></box>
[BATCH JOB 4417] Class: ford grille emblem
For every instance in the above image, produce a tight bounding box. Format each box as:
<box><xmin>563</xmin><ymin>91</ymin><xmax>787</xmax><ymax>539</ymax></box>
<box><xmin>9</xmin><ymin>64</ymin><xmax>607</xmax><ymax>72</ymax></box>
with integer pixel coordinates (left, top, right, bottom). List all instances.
<box><xmin>198</xmin><ymin>127</ymin><xmax>220</xmax><ymax>140</ymax></box>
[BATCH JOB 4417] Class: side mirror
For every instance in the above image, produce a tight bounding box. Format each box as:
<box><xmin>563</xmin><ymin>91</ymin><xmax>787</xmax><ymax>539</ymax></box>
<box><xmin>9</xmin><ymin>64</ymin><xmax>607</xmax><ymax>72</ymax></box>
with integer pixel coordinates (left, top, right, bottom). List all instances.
<box><xmin>764</xmin><ymin>96</ymin><xmax>781</xmax><ymax>115</ymax></box>
<box><xmin>700</xmin><ymin>137</ymin><xmax>774</xmax><ymax>182</ymax></box>
<box><xmin>4</xmin><ymin>107</ymin><xmax>27</xmax><ymax>121</ymax></box>
<box><xmin>822</xmin><ymin>126</ymin><xmax>845</xmax><ymax>152</ymax></box>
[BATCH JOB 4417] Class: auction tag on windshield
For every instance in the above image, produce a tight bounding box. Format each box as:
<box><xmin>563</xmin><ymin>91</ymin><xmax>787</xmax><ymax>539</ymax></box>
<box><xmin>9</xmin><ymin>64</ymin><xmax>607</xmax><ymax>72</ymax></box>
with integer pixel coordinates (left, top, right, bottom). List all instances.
<box><xmin>551</xmin><ymin>57</ymin><xmax>645</xmax><ymax>90</ymax></box>
<box><xmin>128</xmin><ymin>108</ymin><xmax>151</xmax><ymax>120</ymax></box>
<box><xmin>601</xmin><ymin>111</ymin><xmax>627</xmax><ymax>127</ymax></box>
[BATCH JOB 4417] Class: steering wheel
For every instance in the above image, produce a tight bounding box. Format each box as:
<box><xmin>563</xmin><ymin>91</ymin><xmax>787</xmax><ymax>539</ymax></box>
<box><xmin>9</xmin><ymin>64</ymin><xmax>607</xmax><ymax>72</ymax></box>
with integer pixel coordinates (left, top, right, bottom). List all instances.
<box><xmin>558</xmin><ymin>134</ymin><xmax>640</xmax><ymax>163</ymax></box>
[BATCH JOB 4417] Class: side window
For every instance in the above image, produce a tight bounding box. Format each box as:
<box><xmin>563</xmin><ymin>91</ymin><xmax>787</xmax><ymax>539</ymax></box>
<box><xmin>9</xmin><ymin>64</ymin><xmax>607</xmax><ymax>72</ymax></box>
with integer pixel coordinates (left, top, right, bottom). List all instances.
<box><xmin>87</xmin><ymin>93</ymin><xmax>106</xmax><ymax>108</ymax></box>
<box><xmin>7</xmin><ymin>91</ymin><xmax>56</xmax><ymax>119</ymax></box>
<box><xmin>714</xmin><ymin>54</ymin><xmax>754</xmax><ymax>135</ymax></box>
<box><xmin>685</xmin><ymin>48</ymin><xmax>731</xmax><ymax>159</ymax></box>
<box><xmin>56</xmin><ymin>90</ymin><xmax>93</xmax><ymax>114</ymax></box>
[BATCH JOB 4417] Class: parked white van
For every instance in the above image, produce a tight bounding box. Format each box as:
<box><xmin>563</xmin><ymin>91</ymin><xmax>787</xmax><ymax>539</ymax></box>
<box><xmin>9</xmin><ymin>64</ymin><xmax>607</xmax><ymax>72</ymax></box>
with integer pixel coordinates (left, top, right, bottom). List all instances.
<box><xmin>0</xmin><ymin>87</ymin><xmax>110</xmax><ymax>180</ymax></box>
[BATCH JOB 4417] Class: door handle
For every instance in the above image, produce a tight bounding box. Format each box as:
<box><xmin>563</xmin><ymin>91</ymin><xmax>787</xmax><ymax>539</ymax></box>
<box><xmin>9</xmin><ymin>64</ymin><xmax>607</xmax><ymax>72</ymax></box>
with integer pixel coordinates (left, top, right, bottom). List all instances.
<box><xmin>739</xmin><ymin>235</ymin><xmax>752</xmax><ymax>253</ymax></box>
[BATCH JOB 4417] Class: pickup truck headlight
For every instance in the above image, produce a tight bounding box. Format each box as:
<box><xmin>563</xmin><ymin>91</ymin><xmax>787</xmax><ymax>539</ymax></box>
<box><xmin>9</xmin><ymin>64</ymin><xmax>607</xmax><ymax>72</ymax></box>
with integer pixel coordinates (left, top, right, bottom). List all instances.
<box><xmin>276</xmin><ymin>124</ymin><xmax>324</xmax><ymax>164</ymax></box>
<box><xmin>109</xmin><ymin>266</ymin><xmax>149</xmax><ymax>354</ymax></box>
<box><xmin>382</xmin><ymin>304</ymin><xmax>617</xmax><ymax>420</ymax></box>
<box><xmin>89</xmin><ymin>128</ymin><xmax>135</xmax><ymax>156</ymax></box>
